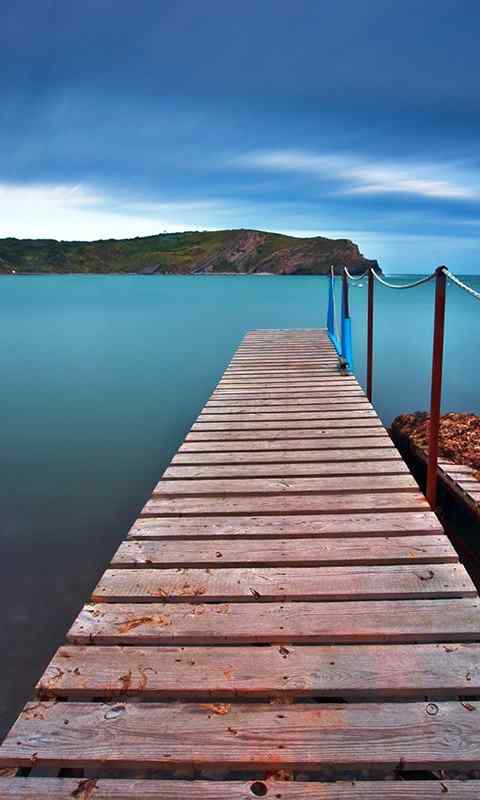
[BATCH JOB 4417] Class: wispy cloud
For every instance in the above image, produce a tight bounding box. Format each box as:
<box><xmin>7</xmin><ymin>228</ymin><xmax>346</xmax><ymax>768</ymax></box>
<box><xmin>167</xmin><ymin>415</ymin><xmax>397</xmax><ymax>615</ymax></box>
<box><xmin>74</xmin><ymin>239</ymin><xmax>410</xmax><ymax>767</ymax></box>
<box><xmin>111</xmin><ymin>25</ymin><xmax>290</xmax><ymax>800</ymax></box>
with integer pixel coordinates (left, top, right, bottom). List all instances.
<box><xmin>0</xmin><ymin>182</ymin><xmax>242</xmax><ymax>240</ymax></box>
<box><xmin>235</xmin><ymin>150</ymin><xmax>480</xmax><ymax>201</ymax></box>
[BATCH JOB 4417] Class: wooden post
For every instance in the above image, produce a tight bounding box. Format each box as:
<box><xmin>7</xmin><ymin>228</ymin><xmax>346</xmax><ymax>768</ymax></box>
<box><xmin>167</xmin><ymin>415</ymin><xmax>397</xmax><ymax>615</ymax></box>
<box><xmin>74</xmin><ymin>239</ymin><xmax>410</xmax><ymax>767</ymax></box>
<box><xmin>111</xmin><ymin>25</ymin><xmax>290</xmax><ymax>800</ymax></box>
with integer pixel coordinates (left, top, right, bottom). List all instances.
<box><xmin>426</xmin><ymin>266</ymin><xmax>447</xmax><ymax>508</ymax></box>
<box><xmin>367</xmin><ymin>268</ymin><xmax>374</xmax><ymax>402</ymax></box>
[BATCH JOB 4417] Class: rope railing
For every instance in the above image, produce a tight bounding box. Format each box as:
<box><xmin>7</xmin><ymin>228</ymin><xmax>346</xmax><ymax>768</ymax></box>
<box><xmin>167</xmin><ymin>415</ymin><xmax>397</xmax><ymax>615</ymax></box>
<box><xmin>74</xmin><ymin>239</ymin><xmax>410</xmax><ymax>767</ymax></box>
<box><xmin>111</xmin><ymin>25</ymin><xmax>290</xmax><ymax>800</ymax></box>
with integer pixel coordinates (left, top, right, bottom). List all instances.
<box><xmin>326</xmin><ymin>263</ymin><xmax>479</xmax><ymax>509</ymax></box>
<box><xmin>371</xmin><ymin>270</ymin><xmax>436</xmax><ymax>290</ymax></box>
<box><xmin>344</xmin><ymin>267</ymin><xmax>369</xmax><ymax>281</ymax></box>
<box><xmin>443</xmin><ymin>268</ymin><xmax>480</xmax><ymax>301</ymax></box>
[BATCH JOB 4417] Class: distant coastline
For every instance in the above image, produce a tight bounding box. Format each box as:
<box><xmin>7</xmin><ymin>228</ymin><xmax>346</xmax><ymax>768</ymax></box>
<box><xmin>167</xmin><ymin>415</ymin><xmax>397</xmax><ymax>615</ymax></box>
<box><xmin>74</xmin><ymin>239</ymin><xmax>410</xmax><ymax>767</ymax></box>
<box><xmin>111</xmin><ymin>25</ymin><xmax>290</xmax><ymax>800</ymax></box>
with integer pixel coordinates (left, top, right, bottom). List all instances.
<box><xmin>0</xmin><ymin>228</ymin><xmax>381</xmax><ymax>276</ymax></box>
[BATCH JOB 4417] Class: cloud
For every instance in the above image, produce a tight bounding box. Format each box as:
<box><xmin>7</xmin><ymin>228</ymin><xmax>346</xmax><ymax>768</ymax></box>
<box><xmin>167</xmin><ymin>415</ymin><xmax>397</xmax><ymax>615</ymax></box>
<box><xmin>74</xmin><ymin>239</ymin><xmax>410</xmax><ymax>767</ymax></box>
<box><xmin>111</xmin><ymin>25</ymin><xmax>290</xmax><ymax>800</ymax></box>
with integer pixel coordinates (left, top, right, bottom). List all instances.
<box><xmin>235</xmin><ymin>150</ymin><xmax>480</xmax><ymax>201</ymax></box>
<box><xmin>0</xmin><ymin>182</ymin><xmax>240</xmax><ymax>240</ymax></box>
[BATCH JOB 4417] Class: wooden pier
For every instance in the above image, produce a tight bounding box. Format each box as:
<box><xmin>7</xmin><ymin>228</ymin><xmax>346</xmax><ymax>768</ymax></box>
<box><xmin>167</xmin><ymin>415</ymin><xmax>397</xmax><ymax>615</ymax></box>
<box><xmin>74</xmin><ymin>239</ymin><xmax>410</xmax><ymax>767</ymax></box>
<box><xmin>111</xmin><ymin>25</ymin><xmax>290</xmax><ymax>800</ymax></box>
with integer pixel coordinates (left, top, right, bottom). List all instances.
<box><xmin>1</xmin><ymin>328</ymin><xmax>480</xmax><ymax>797</ymax></box>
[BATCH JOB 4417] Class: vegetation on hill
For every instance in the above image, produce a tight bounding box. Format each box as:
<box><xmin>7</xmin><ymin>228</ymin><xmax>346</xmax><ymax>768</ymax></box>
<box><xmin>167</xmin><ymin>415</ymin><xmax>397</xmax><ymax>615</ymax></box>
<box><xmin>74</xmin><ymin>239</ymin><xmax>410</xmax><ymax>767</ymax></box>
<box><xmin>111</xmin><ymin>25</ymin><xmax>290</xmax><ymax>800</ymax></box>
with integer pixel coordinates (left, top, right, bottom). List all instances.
<box><xmin>0</xmin><ymin>229</ymin><xmax>380</xmax><ymax>275</ymax></box>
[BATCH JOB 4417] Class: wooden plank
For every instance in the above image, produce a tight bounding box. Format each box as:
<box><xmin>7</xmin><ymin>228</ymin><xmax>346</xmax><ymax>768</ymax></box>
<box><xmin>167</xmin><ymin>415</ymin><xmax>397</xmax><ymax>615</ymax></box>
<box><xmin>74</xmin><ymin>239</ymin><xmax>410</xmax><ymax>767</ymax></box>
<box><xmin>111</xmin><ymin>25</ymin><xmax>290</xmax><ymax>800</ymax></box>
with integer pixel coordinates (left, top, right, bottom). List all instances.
<box><xmin>172</xmin><ymin>448</ymin><xmax>401</xmax><ymax>464</ymax></box>
<box><xmin>163</xmin><ymin>461</ymin><xmax>408</xmax><ymax>478</ymax></box>
<box><xmin>67</xmin><ymin>598</ymin><xmax>480</xmax><ymax>645</ymax></box>
<box><xmin>217</xmin><ymin>380</ymin><xmax>358</xmax><ymax>388</ymax></box>
<box><xmin>212</xmin><ymin>389</ymin><xmax>366</xmax><ymax>398</ymax></box>
<box><xmin>37</xmin><ymin>641</ymin><xmax>480</xmax><ymax>700</ymax></box>
<box><xmin>2</xmin><ymin>700</ymin><xmax>480</xmax><ymax>771</ymax></box>
<box><xmin>1</xmin><ymin>780</ymin><xmax>479</xmax><ymax>800</ymax></box>
<box><xmin>129</xmin><ymin>510</ymin><xmax>443</xmax><ymax>540</ymax></box>
<box><xmin>179</xmin><ymin>437</ymin><xmax>394</xmax><ymax>452</ymax></box>
<box><xmin>236</xmin><ymin>346</ymin><xmax>335</xmax><ymax>351</ymax></box>
<box><xmin>153</xmin><ymin>474</ymin><xmax>419</xmax><ymax>496</ymax></box>
<box><xmin>92</xmin><ymin>563</ymin><xmax>475</xmax><ymax>603</ymax></box>
<box><xmin>216</xmin><ymin>377</ymin><xmax>358</xmax><ymax>385</ymax></box>
<box><xmin>186</xmin><ymin>429</ymin><xmax>387</xmax><ymax>442</ymax></box>
<box><xmin>211</xmin><ymin>393</ymin><xmax>366</xmax><ymax>402</ymax></box>
<box><xmin>232</xmin><ymin>360</ymin><xmax>341</xmax><ymax>366</ymax></box>
<box><xmin>227</xmin><ymin>365</ymin><xmax>340</xmax><ymax>372</ymax></box>
<box><xmin>225</xmin><ymin>370</ymin><xmax>342</xmax><ymax>378</ymax></box>
<box><xmin>208</xmin><ymin>395</ymin><xmax>372</xmax><ymax>404</ymax></box>
<box><xmin>141</xmin><ymin>492</ymin><xmax>429</xmax><ymax>517</ymax></box>
<box><xmin>439</xmin><ymin>461</ymin><xmax>475</xmax><ymax>473</ymax></box>
<box><xmin>198</xmin><ymin>410</ymin><xmax>378</xmax><ymax>420</ymax></box>
<box><xmin>225</xmin><ymin>373</ymin><xmax>343</xmax><ymax>379</ymax></box>
<box><xmin>204</xmin><ymin>400</ymin><xmax>373</xmax><ymax>410</ymax></box>
<box><xmin>112</xmin><ymin>534</ymin><xmax>458</xmax><ymax>568</ymax></box>
<box><xmin>193</xmin><ymin>419</ymin><xmax>382</xmax><ymax>430</ymax></box>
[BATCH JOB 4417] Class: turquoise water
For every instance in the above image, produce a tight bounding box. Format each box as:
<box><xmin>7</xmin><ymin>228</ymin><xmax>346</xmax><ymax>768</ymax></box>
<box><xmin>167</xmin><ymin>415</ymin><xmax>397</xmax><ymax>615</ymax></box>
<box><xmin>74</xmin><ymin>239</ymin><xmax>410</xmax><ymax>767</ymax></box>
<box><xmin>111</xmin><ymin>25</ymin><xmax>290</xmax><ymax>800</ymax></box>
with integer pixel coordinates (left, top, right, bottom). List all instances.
<box><xmin>0</xmin><ymin>273</ymin><xmax>479</xmax><ymax>735</ymax></box>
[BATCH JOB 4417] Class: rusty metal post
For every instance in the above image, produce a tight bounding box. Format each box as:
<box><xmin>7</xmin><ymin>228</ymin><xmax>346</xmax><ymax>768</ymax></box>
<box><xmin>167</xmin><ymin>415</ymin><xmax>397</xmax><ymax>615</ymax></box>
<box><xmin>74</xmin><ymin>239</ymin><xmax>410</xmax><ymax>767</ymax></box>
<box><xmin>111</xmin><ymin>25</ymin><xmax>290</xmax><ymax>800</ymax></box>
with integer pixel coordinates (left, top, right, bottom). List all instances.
<box><xmin>426</xmin><ymin>266</ymin><xmax>447</xmax><ymax>508</ymax></box>
<box><xmin>367</xmin><ymin>268</ymin><xmax>374</xmax><ymax>401</ymax></box>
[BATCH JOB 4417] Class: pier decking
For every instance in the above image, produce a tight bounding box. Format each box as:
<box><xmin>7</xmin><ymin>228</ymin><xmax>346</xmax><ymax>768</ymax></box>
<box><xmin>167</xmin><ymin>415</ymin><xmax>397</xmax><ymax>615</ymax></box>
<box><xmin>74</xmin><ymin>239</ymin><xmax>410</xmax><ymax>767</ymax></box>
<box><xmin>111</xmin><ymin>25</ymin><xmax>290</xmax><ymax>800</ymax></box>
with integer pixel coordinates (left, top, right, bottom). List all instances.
<box><xmin>1</xmin><ymin>329</ymin><xmax>480</xmax><ymax>797</ymax></box>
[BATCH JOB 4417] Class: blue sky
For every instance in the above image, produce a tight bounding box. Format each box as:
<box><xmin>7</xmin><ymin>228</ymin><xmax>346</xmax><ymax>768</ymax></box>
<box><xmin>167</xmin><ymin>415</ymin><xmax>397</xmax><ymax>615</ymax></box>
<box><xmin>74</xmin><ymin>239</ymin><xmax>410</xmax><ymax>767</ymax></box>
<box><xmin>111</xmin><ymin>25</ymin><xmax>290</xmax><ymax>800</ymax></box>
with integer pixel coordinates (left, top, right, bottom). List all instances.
<box><xmin>1</xmin><ymin>0</ymin><xmax>480</xmax><ymax>272</ymax></box>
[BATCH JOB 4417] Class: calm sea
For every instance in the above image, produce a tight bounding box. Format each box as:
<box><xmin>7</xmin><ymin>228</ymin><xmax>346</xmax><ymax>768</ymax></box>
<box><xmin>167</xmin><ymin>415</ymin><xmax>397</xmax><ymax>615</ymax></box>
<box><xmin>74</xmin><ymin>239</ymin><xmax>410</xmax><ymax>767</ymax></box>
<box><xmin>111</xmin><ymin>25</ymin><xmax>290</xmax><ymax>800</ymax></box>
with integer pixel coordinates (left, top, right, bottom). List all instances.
<box><xmin>0</xmin><ymin>273</ymin><xmax>479</xmax><ymax>735</ymax></box>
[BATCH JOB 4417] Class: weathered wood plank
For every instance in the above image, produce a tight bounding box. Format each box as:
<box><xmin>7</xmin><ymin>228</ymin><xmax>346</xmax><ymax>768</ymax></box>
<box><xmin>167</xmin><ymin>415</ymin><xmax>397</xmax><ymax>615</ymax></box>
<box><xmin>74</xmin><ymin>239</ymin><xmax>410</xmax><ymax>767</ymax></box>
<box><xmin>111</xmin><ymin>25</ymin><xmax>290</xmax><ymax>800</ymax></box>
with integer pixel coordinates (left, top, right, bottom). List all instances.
<box><xmin>227</xmin><ymin>360</ymin><xmax>340</xmax><ymax>366</ymax></box>
<box><xmin>172</xmin><ymin>448</ymin><xmax>400</xmax><ymax>464</ymax></box>
<box><xmin>163</xmin><ymin>461</ymin><xmax>408</xmax><ymax>479</ymax></box>
<box><xmin>212</xmin><ymin>389</ymin><xmax>365</xmax><ymax>398</ymax></box>
<box><xmin>153</xmin><ymin>475</ymin><xmax>418</xmax><ymax>496</ymax></box>
<box><xmin>224</xmin><ymin>366</ymin><xmax>343</xmax><ymax>377</ymax></box>
<box><xmin>2</xmin><ymin>700</ymin><xmax>480</xmax><ymax>771</ymax></box>
<box><xmin>180</xmin><ymin>437</ymin><xmax>394</xmax><ymax>452</ymax></box>
<box><xmin>439</xmin><ymin>461</ymin><xmax>475</xmax><ymax>473</ymax></box>
<box><xmin>37</xmin><ymin>642</ymin><xmax>480</xmax><ymax>700</ymax></box>
<box><xmin>112</xmin><ymin>535</ymin><xmax>458</xmax><ymax>568</ymax></box>
<box><xmin>200</xmin><ymin>411</ymin><xmax>377</xmax><ymax>422</ymax></box>
<box><xmin>217</xmin><ymin>380</ymin><xmax>358</xmax><ymax>388</ymax></box>
<box><xmin>223</xmin><ymin>376</ymin><xmax>343</xmax><ymax>383</ymax></box>
<box><xmin>141</xmin><ymin>492</ymin><xmax>429</xmax><ymax>517</ymax></box>
<box><xmin>192</xmin><ymin>419</ymin><xmax>382</xmax><ymax>431</ymax></box>
<box><xmin>211</xmin><ymin>386</ymin><xmax>366</xmax><ymax>402</ymax></box>
<box><xmin>204</xmin><ymin>400</ymin><xmax>373</xmax><ymax>411</ymax></box>
<box><xmin>92</xmin><ymin>563</ymin><xmax>475</xmax><ymax>603</ymax></box>
<box><xmin>129</xmin><ymin>510</ymin><xmax>442</xmax><ymax>540</ymax></box>
<box><xmin>186</xmin><ymin>429</ymin><xmax>387</xmax><ymax>442</ymax></box>
<box><xmin>1</xmin><ymin>780</ymin><xmax>479</xmax><ymax>799</ymax></box>
<box><xmin>224</xmin><ymin>373</ymin><xmax>342</xmax><ymax>380</ymax></box>
<box><xmin>67</xmin><ymin>598</ymin><xmax>480</xmax><ymax>645</ymax></box>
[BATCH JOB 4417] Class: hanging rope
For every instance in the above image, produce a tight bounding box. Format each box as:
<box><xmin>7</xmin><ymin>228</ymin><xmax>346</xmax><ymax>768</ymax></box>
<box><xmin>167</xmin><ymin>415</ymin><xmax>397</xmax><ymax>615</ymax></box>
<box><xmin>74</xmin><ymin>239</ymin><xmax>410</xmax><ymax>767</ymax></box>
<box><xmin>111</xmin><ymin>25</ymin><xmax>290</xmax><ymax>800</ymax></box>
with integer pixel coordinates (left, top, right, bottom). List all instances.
<box><xmin>442</xmin><ymin>268</ymin><xmax>480</xmax><ymax>302</ymax></box>
<box><xmin>370</xmin><ymin>270</ymin><xmax>436</xmax><ymax>290</ymax></box>
<box><xmin>344</xmin><ymin>267</ymin><xmax>368</xmax><ymax>281</ymax></box>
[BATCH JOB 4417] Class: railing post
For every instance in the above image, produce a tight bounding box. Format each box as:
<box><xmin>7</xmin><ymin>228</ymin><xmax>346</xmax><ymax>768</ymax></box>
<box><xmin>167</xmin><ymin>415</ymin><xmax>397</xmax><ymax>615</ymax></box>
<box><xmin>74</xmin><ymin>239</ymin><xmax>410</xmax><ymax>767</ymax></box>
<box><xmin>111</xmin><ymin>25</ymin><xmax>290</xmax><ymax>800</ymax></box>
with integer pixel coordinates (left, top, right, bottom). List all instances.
<box><xmin>341</xmin><ymin>268</ymin><xmax>353</xmax><ymax>370</ymax></box>
<box><xmin>367</xmin><ymin>268</ymin><xmax>374</xmax><ymax>402</ymax></box>
<box><xmin>426</xmin><ymin>266</ymin><xmax>447</xmax><ymax>508</ymax></box>
<box><xmin>327</xmin><ymin>266</ymin><xmax>335</xmax><ymax>340</ymax></box>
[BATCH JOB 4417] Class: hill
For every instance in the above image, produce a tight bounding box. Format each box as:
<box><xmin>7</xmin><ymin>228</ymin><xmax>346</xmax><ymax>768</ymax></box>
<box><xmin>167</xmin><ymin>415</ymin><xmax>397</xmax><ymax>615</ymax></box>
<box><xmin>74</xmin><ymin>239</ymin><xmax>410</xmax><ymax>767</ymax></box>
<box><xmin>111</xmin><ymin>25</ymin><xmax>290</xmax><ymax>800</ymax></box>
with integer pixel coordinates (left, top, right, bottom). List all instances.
<box><xmin>0</xmin><ymin>229</ymin><xmax>380</xmax><ymax>275</ymax></box>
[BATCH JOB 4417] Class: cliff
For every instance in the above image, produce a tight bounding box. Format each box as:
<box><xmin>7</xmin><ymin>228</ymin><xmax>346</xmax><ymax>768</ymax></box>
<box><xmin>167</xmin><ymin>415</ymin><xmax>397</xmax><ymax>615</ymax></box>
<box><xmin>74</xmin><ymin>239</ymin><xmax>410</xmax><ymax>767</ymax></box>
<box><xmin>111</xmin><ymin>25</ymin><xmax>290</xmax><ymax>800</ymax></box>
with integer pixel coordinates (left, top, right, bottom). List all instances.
<box><xmin>0</xmin><ymin>229</ymin><xmax>381</xmax><ymax>275</ymax></box>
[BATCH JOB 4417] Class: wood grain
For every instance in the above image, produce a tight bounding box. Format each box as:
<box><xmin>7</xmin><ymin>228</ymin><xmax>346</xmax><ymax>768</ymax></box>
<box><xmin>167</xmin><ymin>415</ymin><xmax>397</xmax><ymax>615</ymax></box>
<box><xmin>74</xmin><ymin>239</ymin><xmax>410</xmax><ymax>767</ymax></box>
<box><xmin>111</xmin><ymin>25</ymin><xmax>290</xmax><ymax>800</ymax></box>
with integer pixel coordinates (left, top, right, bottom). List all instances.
<box><xmin>172</xmin><ymin>448</ymin><xmax>400</xmax><ymax>464</ymax></box>
<box><xmin>67</xmin><ymin>598</ymin><xmax>480</xmax><ymax>645</ymax></box>
<box><xmin>185</xmin><ymin>429</ymin><xmax>386</xmax><ymax>441</ymax></box>
<box><xmin>192</xmin><ymin>419</ymin><xmax>382</xmax><ymax>431</ymax></box>
<box><xmin>141</xmin><ymin>491</ymin><xmax>429</xmax><ymax>517</ymax></box>
<box><xmin>163</xmin><ymin>461</ymin><xmax>408</xmax><ymax>479</ymax></box>
<box><xmin>2</xmin><ymin>700</ymin><xmax>480</xmax><ymax>771</ymax></box>
<box><xmin>92</xmin><ymin>563</ymin><xmax>475</xmax><ymax>603</ymax></box>
<box><xmin>179</xmin><ymin>437</ymin><xmax>394</xmax><ymax>452</ymax></box>
<box><xmin>1</xmin><ymin>780</ymin><xmax>479</xmax><ymax>799</ymax></box>
<box><xmin>198</xmin><ymin>411</ymin><xmax>378</xmax><ymax>421</ymax></box>
<box><xmin>112</xmin><ymin>535</ymin><xmax>458</xmax><ymax>568</ymax></box>
<box><xmin>37</xmin><ymin>642</ymin><xmax>480</xmax><ymax>699</ymax></box>
<box><xmin>128</xmin><ymin>511</ymin><xmax>443</xmax><ymax>540</ymax></box>
<box><xmin>153</xmin><ymin>474</ymin><xmax>418</xmax><ymax>496</ymax></box>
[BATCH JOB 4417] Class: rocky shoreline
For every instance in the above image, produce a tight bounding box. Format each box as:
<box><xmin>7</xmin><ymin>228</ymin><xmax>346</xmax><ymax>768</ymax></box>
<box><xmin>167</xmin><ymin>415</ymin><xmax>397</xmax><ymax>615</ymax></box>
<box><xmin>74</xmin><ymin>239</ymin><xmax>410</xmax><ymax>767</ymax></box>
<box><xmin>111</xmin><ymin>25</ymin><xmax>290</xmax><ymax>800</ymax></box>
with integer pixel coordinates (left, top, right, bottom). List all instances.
<box><xmin>391</xmin><ymin>412</ymin><xmax>480</xmax><ymax>478</ymax></box>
